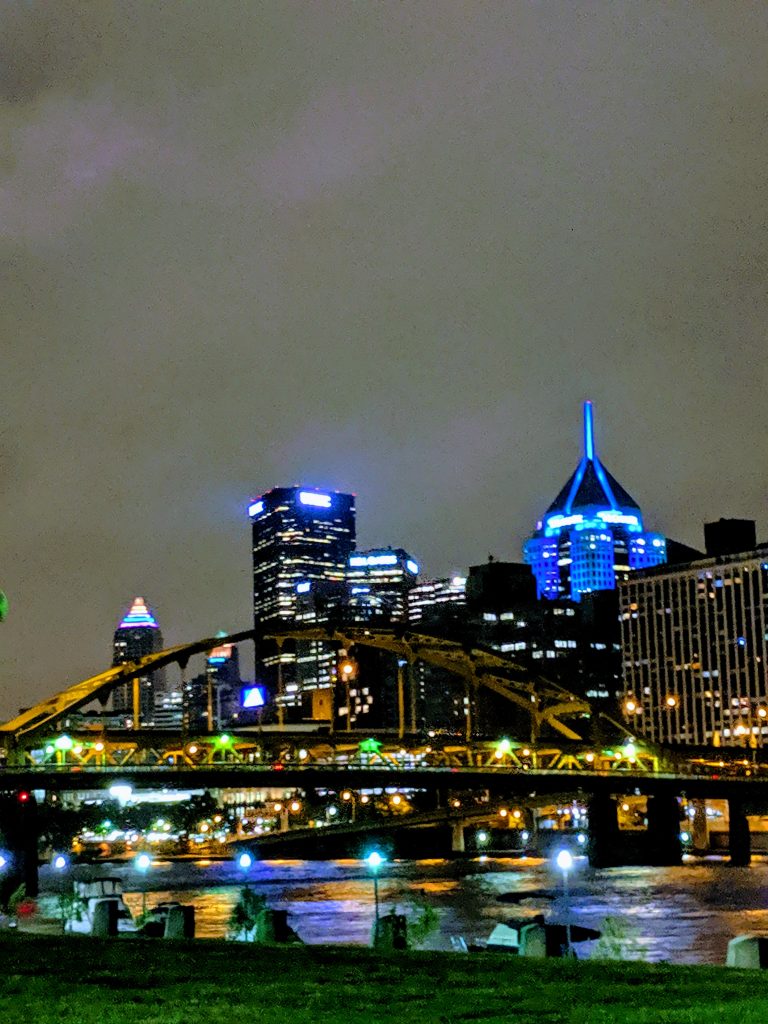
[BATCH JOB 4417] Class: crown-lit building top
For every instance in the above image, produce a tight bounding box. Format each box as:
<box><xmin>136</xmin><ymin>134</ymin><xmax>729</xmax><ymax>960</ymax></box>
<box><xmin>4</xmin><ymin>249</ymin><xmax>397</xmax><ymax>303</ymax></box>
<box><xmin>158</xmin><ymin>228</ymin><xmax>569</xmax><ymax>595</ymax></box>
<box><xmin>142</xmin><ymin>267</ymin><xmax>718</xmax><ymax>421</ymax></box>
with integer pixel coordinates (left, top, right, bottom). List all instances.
<box><xmin>523</xmin><ymin>402</ymin><xmax>666</xmax><ymax>601</ymax></box>
<box><xmin>118</xmin><ymin>596</ymin><xmax>159</xmax><ymax>630</ymax></box>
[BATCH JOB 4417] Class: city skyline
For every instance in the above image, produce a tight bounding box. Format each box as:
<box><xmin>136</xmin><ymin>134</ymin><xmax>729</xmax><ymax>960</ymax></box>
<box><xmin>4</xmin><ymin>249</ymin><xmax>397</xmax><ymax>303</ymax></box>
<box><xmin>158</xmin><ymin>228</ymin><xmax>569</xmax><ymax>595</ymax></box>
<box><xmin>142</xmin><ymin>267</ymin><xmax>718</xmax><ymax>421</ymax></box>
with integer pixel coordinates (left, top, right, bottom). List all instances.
<box><xmin>3</xmin><ymin>5</ymin><xmax>768</xmax><ymax>718</ymax></box>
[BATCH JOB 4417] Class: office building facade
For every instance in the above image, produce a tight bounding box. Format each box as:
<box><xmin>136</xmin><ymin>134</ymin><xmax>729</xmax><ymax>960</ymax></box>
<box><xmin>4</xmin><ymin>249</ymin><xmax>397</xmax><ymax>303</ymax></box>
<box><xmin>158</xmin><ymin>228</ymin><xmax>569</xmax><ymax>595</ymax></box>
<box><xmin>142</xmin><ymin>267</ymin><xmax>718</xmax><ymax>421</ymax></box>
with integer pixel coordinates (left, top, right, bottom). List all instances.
<box><xmin>250</xmin><ymin>486</ymin><xmax>356</xmax><ymax>717</ymax></box>
<box><xmin>346</xmin><ymin>548</ymin><xmax>419</xmax><ymax>623</ymax></box>
<box><xmin>408</xmin><ymin>575</ymin><xmax>467</xmax><ymax>626</ymax></box>
<box><xmin>620</xmin><ymin>546</ymin><xmax>768</xmax><ymax>746</ymax></box>
<box><xmin>524</xmin><ymin>402</ymin><xmax>666</xmax><ymax>602</ymax></box>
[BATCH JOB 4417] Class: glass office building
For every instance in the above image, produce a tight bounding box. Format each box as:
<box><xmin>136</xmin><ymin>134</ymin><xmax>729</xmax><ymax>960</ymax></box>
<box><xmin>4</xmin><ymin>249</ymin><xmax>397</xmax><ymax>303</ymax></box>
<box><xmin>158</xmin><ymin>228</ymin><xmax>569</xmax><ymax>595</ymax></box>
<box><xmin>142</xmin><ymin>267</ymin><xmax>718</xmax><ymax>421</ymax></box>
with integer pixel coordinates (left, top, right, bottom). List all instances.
<box><xmin>250</xmin><ymin>486</ymin><xmax>356</xmax><ymax>715</ymax></box>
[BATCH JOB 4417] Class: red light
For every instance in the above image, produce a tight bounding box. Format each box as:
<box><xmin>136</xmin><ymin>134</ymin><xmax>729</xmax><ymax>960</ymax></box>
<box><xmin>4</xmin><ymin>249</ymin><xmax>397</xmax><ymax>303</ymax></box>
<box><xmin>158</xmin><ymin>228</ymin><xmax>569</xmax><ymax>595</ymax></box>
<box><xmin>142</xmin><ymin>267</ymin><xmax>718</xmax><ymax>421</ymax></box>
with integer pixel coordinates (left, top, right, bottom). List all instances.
<box><xmin>272</xmin><ymin>763</ymin><xmax>284</xmax><ymax>771</ymax></box>
<box><xmin>18</xmin><ymin>791</ymin><xmax>30</xmax><ymax>803</ymax></box>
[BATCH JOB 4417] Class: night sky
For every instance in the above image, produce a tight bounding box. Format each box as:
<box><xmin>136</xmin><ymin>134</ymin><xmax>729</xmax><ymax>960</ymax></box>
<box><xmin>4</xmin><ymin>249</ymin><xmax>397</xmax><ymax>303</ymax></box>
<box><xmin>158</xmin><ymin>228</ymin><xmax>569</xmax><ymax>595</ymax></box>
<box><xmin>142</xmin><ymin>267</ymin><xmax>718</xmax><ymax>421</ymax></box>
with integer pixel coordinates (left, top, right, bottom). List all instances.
<box><xmin>2</xmin><ymin>3</ymin><xmax>767</xmax><ymax>718</ymax></box>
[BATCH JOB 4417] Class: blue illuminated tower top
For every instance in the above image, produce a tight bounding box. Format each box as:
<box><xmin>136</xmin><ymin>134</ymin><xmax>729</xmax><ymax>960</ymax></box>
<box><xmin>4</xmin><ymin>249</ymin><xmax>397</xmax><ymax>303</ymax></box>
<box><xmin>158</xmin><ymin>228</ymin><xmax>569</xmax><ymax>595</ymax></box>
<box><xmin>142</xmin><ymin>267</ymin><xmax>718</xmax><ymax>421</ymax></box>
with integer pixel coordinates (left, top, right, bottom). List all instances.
<box><xmin>524</xmin><ymin>402</ymin><xmax>666</xmax><ymax>601</ymax></box>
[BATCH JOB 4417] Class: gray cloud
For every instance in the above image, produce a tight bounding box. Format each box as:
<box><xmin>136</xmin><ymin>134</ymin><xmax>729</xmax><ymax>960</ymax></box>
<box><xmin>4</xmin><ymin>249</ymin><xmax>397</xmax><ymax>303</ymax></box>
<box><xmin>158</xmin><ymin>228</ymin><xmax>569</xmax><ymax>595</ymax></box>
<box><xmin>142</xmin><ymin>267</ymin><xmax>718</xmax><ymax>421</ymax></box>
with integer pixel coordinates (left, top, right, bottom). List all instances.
<box><xmin>2</xmin><ymin>2</ymin><xmax>768</xmax><ymax>717</ymax></box>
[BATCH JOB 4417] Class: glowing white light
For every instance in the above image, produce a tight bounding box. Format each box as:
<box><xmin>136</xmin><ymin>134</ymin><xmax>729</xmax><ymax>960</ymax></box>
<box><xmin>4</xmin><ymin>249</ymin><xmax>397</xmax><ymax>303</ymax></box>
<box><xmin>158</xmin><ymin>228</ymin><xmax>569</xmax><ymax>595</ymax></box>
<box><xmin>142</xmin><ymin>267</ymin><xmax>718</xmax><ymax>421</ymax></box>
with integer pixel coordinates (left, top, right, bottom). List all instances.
<box><xmin>406</xmin><ymin>560</ymin><xmax>419</xmax><ymax>574</ymax></box>
<box><xmin>242</xmin><ymin>687</ymin><xmax>265</xmax><ymax>708</ymax></box>
<box><xmin>296</xmin><ymin>582</ymin><xmax>311</xmax><ymax>593</ymax></box>
<box><xmin>349</xmin><ymin>553</ymin><xmax>398</xmax><ymax>567</ymax></box>
<box><xmin>546</xmin><ymin>514</ymin><xmax>584</xmax><ymax>531</ymax></box>
<box><xmin>598</xmin><ymin>511</ymin><xmax>640</xmax><ymax>526</ymax></box>
<box><xmin>556</xmin><ymin>850</ymin><xmax>573</xmax><ymax>872</ymax></box>
<box><xmin>299</xmin><ymin>491</ymin><xmax>331</xmax><ymax>508</ymax></box>
<box><xmin>248</xmin><ymin>500</ymin><xmax>264</xmax><ymax>517</ymax></box>
<box><xmin>366</xmin><ymin>851</ymin><xmax>384</xmax><ymax>869</ymax></box>
<box><xmin>109</xmin><ymin>784</ymin><xmax>133</xmax><ymax>804</ymax></box>
<box><xmin>238</xmin><ymin>852</ymin><xmax>253</xmax><ymax>870</ymax></box>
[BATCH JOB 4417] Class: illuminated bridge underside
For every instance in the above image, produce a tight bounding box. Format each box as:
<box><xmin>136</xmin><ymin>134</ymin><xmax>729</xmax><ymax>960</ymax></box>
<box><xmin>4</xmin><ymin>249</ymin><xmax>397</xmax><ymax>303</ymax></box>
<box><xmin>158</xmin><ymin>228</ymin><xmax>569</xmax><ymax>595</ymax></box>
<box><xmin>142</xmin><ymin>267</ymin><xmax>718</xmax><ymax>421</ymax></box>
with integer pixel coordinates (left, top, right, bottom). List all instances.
<box><xmin>0</xmin><ymin>625</ymin><xmax>591</xmax><ymax>744</ymax></box>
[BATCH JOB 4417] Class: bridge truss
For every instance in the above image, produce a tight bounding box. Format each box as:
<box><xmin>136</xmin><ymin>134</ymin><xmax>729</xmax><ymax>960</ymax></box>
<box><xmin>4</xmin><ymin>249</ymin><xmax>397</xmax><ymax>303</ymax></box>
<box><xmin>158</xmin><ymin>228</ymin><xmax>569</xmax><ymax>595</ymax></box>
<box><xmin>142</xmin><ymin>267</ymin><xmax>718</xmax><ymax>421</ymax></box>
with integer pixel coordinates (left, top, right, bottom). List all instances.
<box><xmin>0</xmin><ymin>623</ymin><xmax>611</xmax><ymax>768</ymax></box>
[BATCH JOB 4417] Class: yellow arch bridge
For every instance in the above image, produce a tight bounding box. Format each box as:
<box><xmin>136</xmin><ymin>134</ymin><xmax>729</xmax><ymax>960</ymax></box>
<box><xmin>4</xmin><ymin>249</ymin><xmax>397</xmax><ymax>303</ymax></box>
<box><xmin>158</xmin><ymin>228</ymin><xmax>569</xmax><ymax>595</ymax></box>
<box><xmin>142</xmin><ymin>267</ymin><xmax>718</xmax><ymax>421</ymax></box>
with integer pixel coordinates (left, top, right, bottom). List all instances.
<box><xmin>0</xmin><ymin>624</ymin><xmax>660</xmax><ymax>773</ymax></box>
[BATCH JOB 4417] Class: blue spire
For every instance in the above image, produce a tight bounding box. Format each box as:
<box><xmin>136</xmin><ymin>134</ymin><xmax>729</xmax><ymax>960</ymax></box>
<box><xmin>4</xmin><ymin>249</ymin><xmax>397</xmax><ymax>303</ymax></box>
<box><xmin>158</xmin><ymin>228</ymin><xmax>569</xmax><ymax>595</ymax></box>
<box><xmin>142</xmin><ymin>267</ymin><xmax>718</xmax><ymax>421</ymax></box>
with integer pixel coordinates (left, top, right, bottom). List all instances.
<box><xmin>584</xmin><ymin>400</ymin><xmax>595</xmax><ymax>460</ymax></box>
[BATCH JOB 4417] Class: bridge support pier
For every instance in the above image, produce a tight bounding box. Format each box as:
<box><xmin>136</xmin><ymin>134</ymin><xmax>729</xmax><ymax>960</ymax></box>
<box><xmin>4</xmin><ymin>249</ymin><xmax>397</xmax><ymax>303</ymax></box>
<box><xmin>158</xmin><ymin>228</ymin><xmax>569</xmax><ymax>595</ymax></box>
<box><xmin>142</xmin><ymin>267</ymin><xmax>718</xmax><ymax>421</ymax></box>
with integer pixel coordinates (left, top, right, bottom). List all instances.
<box><xmin>646</xmin><ymin>794</ymin><xmax>682</xmax><ymax>866</ymax></box>
<box><xmin>586</xmin><ymin>794</ymin><xmax>620</xmax><ymax>868</ymax></box>
<box><xmin>691</xmin><ymin>799</ymin><xmax>708</xmax><ymax>854</ymax></box>
<box><xmin>0</xmin><ymin>792</ymin><xmax>38</xmax><ymax>905</ymax></box>
<box><xmin>729</xmin><ymin>798</ymin><xmax>751</xmax><ymax>867</ymax></box>
<box><xmin>451</xmin><ymin>821</ymin><xmax>465</xmax><ymax>855</ymax></box>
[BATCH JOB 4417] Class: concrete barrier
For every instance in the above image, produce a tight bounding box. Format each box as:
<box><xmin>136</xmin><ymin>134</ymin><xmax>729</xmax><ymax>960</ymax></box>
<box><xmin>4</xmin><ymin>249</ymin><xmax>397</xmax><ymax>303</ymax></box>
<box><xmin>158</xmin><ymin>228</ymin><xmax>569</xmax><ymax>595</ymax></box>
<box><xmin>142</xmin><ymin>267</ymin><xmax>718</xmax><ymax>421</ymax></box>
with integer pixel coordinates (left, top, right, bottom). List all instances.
<box><xmin>164</xmin><ymin>905</ymin><xmax>195</xmax><ymax>939</ymax></box>
<box><xmin>519</xmin><ymin>922</ymin><xmax>547</xmax><ymax>958</ymax></box>
<box><xmin>374</xmin><ymin>913</ymin><xmax>408</xmax><ymax>950</ymax></box>
<box><xmin>726</xmin><ymin>935</ymin><xmax>768</xmax><ymax>968</ymax></box>
<box><xmin>91</xmin><ymin>898</ymin><xmax>118</xmax><ymax>938</ymax></box>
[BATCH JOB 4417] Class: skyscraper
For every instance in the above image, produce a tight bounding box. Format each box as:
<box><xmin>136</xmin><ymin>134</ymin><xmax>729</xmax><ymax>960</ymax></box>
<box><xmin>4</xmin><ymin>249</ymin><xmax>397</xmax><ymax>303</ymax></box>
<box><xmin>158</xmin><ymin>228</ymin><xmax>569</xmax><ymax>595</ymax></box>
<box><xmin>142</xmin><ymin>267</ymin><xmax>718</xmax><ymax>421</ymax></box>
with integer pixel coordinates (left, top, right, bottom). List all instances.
<box><xmin>112</xmin><ymin>597</ymin><xmax>165</xmax><ymax>726</ymax></box>
<box><xmin>250</xmin><ymin>486</ymin><xmax>356</xmax><ymax>717</ymax></box>
<box><xmin>524</xmin><ymin>402</ymin><xmax>666</xmax><ymax>602</ymax></box>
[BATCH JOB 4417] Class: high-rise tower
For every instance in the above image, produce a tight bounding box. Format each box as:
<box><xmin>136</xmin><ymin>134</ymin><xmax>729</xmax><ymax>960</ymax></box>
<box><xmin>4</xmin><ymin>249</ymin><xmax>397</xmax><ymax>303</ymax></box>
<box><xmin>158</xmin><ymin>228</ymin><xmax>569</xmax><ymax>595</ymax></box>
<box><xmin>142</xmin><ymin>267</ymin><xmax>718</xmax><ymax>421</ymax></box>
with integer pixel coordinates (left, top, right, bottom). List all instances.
<box><xmin>523</xmin><ymin>402</ymin><xmax>666</xmax><ymax>601</ymax></box>
<box><xmin>112</xmin><ymin>597</ymin><xmax>165</xmax><ymax>726</ymax></box>
<box><xmin>250</xmin><ymin>486</ymin><xmax>356</xmax><ymax>717</ymax></box>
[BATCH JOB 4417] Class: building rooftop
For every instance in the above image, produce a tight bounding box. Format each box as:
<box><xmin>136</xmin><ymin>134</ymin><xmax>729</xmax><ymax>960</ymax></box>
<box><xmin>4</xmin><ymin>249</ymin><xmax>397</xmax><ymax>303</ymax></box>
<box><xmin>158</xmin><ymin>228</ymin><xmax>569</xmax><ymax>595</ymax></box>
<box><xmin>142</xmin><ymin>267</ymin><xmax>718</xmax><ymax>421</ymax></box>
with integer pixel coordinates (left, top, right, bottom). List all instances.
<box><xmin>544</xmin><ymin>401</ymin><xmax>639</xmax><ymax>518</ymax></box>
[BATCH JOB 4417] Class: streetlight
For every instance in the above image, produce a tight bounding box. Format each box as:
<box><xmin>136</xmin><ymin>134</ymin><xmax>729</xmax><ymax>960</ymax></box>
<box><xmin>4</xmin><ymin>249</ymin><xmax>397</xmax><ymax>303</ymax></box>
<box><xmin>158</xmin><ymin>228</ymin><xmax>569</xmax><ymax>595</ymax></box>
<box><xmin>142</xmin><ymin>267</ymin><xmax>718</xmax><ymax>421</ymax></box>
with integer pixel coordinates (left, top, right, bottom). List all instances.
<box><xmin>135</xmin><ymin>852</ymin><xmax>152</xmax><ymax>918</ymax></box>
<box><xmin>0</xmin><ymin>853</ymin><xmax>8</xmax><ymax>872</ymax></box>
<box><xmin>237</xmin><ymin>851</ymin><xmax>253</xmax><ymax>887</ymax></box>
<box><xmin>555</xmin><ymin>849</ymin><xmax>574</xmax><ymax>956</ymax></box>
<box><xmin>52</xmin><ymin>854</ymin><xmax>68</xmax><ymax>871</ymax></box>
<box><xmin>365</xmin><ymin>850</ymin><xmax>385</xmax><ymax>945</ymax></box>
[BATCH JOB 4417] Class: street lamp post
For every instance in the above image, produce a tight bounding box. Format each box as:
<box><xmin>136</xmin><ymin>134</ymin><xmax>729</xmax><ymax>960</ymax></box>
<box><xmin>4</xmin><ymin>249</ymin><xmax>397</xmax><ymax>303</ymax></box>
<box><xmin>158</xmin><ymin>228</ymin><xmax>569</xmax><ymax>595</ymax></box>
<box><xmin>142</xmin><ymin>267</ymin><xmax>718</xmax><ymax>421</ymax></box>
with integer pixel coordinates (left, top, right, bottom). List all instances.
<box><xmin>365</xmin><ymin>850</ymin><xmax>384</xmax><ymax>945</ymax></box>
<box><xmin>237</xmin><ymin>851</ymin><xmax>253</xmax><ymax>888</ymax></box>
<box><xmin>135</xmin><ymin>852</ymin><xmax>152</xmax><ymax>918</ymax></box>
<box><xmin>555</xmin><ymin>849</ymin><xmax>573</xmax><ymax>956</ymax></box>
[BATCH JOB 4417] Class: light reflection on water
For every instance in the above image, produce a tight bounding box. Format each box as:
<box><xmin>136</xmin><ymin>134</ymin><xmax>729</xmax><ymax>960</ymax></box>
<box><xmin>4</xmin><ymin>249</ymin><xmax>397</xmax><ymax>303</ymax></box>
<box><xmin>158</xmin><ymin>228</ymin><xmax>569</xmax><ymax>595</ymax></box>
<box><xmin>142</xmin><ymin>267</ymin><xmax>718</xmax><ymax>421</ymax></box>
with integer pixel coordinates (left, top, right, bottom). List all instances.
<box><xmin>50</xmin><ymin>856</ymin><xmax>768</xmax><ymax>965</ymax></box>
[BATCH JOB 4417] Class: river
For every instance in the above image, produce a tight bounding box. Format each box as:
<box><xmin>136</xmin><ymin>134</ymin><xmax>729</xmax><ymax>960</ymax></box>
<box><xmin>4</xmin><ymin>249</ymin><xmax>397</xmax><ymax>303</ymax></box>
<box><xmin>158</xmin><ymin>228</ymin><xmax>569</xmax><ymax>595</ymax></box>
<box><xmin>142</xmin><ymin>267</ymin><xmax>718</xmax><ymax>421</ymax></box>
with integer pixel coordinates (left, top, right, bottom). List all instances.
<box><xmin>39</xmin><ymin>855</ymin><xmax>768</xmax><ymax>965</ymax></box>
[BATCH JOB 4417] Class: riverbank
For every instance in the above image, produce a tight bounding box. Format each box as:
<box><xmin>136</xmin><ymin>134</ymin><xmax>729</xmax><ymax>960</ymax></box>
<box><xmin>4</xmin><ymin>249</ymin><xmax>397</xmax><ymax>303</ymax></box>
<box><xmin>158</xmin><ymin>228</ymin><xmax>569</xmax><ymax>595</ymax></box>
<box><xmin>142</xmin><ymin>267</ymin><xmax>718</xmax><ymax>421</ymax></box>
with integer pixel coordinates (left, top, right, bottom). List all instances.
<box><xmin>1</xmin><ymin>936</ymin><xmax>768</xmax><ymax>1024</ymax></box>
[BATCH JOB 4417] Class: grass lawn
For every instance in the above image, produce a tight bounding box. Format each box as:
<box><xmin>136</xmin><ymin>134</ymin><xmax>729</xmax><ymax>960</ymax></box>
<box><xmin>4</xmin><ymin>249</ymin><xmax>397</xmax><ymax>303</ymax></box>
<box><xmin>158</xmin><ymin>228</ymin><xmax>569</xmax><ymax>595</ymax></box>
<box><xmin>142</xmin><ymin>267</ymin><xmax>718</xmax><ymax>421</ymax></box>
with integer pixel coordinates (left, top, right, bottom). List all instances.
<box><xmin>1</xmin><ymin>936</ymin><xmax>767</xmax><ymax>1024</ymax></box>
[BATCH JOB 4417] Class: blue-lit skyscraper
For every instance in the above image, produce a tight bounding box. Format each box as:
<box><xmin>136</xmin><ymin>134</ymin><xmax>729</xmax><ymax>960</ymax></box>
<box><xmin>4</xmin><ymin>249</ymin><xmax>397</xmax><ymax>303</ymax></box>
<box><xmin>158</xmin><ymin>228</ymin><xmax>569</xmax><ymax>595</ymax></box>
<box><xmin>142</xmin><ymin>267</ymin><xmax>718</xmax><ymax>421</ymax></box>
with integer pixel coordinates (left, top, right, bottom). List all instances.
<box><xmin>524</xmin><ymin>402</ymin><xmax>666</xmax><ymax>602</ymax></box>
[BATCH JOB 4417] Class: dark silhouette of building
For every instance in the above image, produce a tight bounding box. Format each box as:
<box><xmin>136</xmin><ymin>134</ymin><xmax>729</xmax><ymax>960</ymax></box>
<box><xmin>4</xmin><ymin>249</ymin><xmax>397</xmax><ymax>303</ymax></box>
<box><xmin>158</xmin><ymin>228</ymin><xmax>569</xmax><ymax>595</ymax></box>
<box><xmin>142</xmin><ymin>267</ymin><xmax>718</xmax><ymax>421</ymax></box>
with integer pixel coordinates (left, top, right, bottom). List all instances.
<box><xmin>704</xmin><ymin>519</ymin><xmax>757</xmax><ymax>558</ymax></box>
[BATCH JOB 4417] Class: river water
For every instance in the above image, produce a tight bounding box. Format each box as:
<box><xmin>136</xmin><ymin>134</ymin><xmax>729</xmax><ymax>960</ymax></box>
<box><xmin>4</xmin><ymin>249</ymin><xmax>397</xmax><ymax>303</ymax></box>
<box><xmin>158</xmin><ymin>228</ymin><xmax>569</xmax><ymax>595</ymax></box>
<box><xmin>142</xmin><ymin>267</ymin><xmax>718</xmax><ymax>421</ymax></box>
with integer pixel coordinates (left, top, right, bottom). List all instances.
<box><xmin>41</xmin><ymin>856</ymin><xmax>768</xmax><ymax>965</ymax></box>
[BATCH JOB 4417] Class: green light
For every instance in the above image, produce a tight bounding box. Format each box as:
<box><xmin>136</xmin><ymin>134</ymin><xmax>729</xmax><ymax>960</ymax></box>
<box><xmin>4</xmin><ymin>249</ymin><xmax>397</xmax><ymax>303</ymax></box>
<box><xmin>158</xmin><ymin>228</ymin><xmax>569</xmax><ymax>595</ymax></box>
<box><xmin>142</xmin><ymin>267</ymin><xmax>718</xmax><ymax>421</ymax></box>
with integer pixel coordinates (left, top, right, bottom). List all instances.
<box><xmin>359</xmin><ymin>738</ymin><xmax>382</xmax><ymax>754</ymax></box>
<box><xmin>0</xmin><ymin>591</ymin><xmax>8</xmax><ymax>622</ymax></box>
<box><xmin>623</xmin><ymin>742</ymin><xmax>637</xmax><ymax>758</ymax></box>
<box><xmin>497</xmin><ymin>738</ymin><xmax>512</xmax><ymax>753</ymax></box>
<box><xmin>45</xmin><ymin>745</ymin><xmax>54</xmax><ymax>755</ymax></box>
<box><xmin>604</xmin><ymin>750</ymin><xmax>614</xmax><ymax>758</ymax></box>
<box><xmin>217</xmin><ymin>734</ymin><xmax>231</xmax><ymax>746</ymax></box>
<box><xmin>55</xmin><ymin>735</ymin><xmax>73</xmax><ymax>751</ymax></box>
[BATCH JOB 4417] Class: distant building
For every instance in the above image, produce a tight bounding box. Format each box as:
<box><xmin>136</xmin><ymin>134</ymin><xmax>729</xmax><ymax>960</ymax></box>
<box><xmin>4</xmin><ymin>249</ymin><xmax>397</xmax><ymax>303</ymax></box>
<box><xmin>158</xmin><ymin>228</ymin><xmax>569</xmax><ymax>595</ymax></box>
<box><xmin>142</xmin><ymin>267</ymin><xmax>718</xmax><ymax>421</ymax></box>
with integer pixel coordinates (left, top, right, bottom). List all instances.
<box><xmin>112</xmin><ymin>597</ymin><xmax>165</xmax><ymax>727</ymax></box>
<box><xmin>466</xmin><ymin>559</ymin><xmax>618</xmax><ymax>710</ymax></box>
<box><xmin>346</xmin><ymin>548</ymin><xmax>419</xmax><ymax>623</ymax></box>
<box><xmin>408</xmin><ymin>575</ymin><xmax>467</xmax><ymax>626</ymax></box>
<box><xmin>524</xmin><ymin>402</ymin><xmax>666</xmax><ymax>602</ymax></box>
<box><xmin>249</xmin><ymin>486</ymin><xmax>356</xmax><ymax>719</ymax></box>
<box><xmin>620</xmin><ymin>539</ymin><xmax>768</xmax><ymax>746</ymax></box>
<box><xmin>704</xmin><ymin>519</ymin><xmax>757</xmax><ymax>559</ymax></box>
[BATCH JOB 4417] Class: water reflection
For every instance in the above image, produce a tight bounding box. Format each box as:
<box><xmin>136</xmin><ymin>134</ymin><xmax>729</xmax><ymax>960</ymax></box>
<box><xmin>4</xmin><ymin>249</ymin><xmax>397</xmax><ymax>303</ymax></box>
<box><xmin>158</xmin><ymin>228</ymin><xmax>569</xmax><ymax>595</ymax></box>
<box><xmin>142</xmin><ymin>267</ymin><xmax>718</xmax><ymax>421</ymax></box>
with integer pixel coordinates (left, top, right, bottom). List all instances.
<box><xmin>47</xmin><ymin>856</ymin><xmax>768</xmax><ymax>965</ymax></box>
